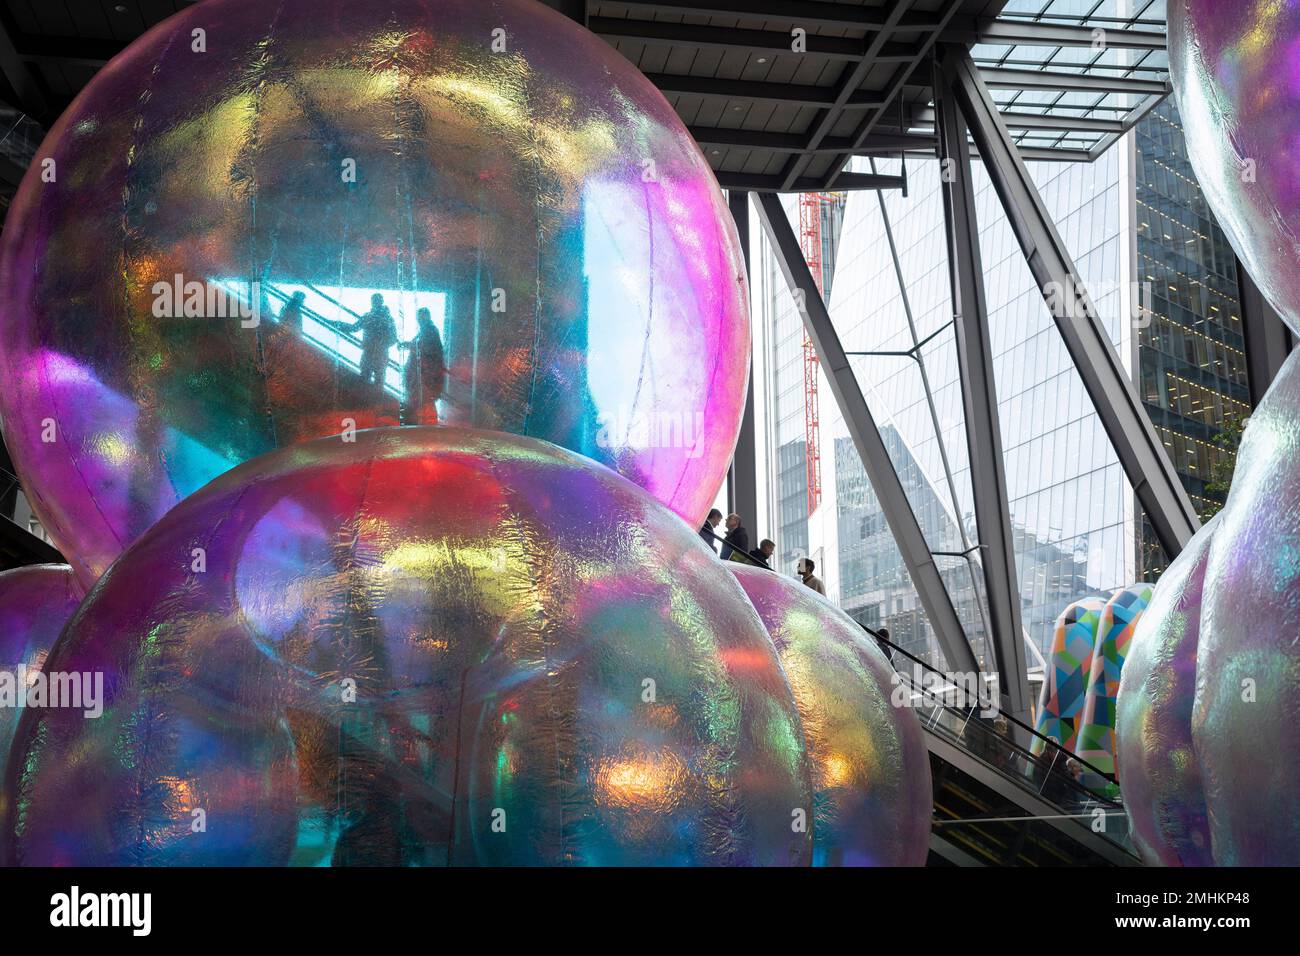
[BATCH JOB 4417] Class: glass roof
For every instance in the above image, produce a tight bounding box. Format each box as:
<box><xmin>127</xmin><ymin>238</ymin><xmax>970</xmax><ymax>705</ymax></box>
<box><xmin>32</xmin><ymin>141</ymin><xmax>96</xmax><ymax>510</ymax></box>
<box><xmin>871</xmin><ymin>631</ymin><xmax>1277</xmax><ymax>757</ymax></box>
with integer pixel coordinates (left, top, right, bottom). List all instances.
<box><xmin>971</xmin><ymin>0</ymin><xmax>1168</xmax><ymax>157</ymax></box>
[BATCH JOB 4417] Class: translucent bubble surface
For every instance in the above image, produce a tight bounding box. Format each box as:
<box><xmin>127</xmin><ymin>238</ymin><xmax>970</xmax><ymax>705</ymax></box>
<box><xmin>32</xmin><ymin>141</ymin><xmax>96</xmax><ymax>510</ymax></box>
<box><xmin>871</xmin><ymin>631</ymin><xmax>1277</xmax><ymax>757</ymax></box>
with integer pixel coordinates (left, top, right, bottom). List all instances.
<box><xmin>729</xmin><ymin>564</ymin><xmax>931</xmax><ymax>866</ymax></box>
<box><xmin>0</xmin><ymin>0</ymin><xmax>749</xmax><ymax>587</ymax></box>
<box><xmin>3</xmin><ymin>427</ymin><xmax>809</xmax><ymax>866</ymax></box>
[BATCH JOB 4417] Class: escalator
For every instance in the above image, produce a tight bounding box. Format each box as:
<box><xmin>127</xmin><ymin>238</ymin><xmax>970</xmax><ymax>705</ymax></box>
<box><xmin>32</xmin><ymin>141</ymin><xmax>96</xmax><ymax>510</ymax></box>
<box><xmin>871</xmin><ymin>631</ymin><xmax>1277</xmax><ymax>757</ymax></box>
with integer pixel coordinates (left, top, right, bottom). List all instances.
<box><xmin>708</xmin><ymin>535</ymin><xmax>1139</xmax><ymax>865</ymax></box>
<box><xmin>879</xmin><ymin>636</ymin><xmax>1140</xmax><ymax>866</ymax></box>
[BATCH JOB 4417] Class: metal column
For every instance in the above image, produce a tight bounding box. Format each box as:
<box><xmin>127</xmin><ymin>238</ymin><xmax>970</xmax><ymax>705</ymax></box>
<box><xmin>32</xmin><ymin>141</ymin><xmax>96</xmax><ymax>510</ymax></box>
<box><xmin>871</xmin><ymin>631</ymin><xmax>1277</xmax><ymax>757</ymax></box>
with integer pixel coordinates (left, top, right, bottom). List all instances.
<box><xmin>754</xmin><ymin>191</ymin><xmax>979</xmax><ymax>675</ymax></box>
<box><xmin>1238</xmin><ymin>261</ymin><xmax>1296</xmax><ymax>408</ymax></box>
<box><xmin>933</xmin><ymin>63</ymin><xmax>1030</xmax><ymax>720</ymax></box>
<box><xmin>938</xmin><ymin>45</ymin><xmax>1200</xmax><ymax>558</ymax></box>
<box><xmin>728</xmin><ymin>190</ymin><xmax>759</xmax><ymax>527</ymax></box>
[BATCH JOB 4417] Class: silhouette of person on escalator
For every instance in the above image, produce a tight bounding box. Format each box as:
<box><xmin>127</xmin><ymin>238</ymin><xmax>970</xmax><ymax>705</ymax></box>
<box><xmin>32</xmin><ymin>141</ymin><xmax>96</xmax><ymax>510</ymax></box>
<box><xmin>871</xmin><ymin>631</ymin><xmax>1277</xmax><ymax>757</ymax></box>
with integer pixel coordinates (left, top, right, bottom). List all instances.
<box><xmin>279</xmin><ymin>290</ymin><xmax>307</xmax><ymax>334</ymax></box>
<box><xmin>399</xmin><ymin>307</ymin><xmax>446</xmax><ymax>424</ymax></box>
<box><xmin>329</xmin><ymin>292</ymin><xmax>398</xmax><ymax>392</ymax></box>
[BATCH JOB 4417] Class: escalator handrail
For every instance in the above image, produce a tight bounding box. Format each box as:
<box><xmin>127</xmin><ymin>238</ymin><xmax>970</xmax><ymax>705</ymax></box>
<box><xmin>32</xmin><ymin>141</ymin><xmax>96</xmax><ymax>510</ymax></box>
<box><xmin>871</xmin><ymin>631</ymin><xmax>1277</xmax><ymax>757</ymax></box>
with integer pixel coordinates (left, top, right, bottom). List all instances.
<box><xmin>263</xmin><ymin>283</ymin><xmax>404</xmax><ymax>376</ymax></box>
<box><xmin>863</xmin><ymin>624</ymin><xmax>1119</xmax><ymax>786</ymax></box>
<box><xmin>699</xmin><ymin>526</ymin><xmax>774</xmax><ymax>569</ymax></box>
<box><xmin>697</xmin><ymin>527</ymin><xmax>1118</xmax><ymax>790</ymax></box>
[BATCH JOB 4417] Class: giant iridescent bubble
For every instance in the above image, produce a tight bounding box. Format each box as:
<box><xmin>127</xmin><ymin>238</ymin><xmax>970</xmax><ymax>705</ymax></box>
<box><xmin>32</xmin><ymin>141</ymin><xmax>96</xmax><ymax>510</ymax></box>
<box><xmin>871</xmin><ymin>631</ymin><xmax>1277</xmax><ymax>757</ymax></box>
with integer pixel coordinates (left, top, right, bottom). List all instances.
<box><xmin>1170</xmin><ymin>0</ymin><xmax>1300</xmax><ymax>331</ymax></box>
<box><xmin>1118</xmin><ymin>350</ymin><xmax>1300</xmax><ymax>865</ymax></box>
<box><xmin>1191</xmin><ymin>350</ymin><xmax>1300</xmax><ymax>865</ymax></box>
<box><xmin>2</xmin><ymin>427</ymin><xmax>810</xmax><ymax>867</ymax></box>
<box><xmin>1115</xmin><ymin>522</ymin><xmax>1215</xmax><ymax>867</ymax></box>
<box><xmin>729</xmin><ymin>565</ymin><xmax>931</xmax><ymax>866</ymax></box>
<box><xmin>0</xmin><ymin>0</ymin><xmax>750</xmax><ymax>587</ymax></box>
<box><xmin>0</xmin><ymin>564</ymin><xmax>82</xmax><ymax>825</ymax></box>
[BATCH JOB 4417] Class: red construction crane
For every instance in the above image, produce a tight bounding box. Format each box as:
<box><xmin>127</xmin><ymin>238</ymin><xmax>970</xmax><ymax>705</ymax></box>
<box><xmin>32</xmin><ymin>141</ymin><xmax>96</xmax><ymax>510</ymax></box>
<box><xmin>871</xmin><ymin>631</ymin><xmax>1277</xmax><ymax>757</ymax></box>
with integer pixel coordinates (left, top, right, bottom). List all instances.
<box><xmin>798</xmin><ymin>192</ymin><xmax>828</xmax><ymax>515</ymax></box>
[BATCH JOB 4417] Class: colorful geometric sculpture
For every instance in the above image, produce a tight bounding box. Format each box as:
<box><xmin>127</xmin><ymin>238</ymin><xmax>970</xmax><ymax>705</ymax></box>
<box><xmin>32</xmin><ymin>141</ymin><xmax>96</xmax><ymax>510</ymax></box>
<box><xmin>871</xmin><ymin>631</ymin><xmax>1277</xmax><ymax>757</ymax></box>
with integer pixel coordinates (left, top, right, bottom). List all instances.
<box><xmin>1</xmin><ymin>427</ymin><xmax>810</xmax><ymax>867</ymax></box>
<box><xmin>0</xmin><ymin>0</ymin><xmax>750</xmax><ymax>588</ymax></box>
<box><xmin>729</xmin><ymin>564</ymin><xmax>932</xmax><ymax>866</ymax></box>
<box><xmin>1170</xmin><ymin>0</ymin><xmax>1300</xmax><ymax>332</ymax></box>
<box><xmin>1076</xmin><ymin>583</ymin><xmax>1154</xmax><ymax>776</ymax></box>
<box><xmin>0</xmin><ymin>564</ymin><xmax>82</xmax><ymax>824</ymax></box>
<box><xmin>1116</xmin><ymin>522</ymin><xmax>1216</xmax><ymax>866</ymax></box>
<box><xmin>1031</xmin><ymin>596</ymin><xmax>1105</xmax><ymax>756</ymax></box>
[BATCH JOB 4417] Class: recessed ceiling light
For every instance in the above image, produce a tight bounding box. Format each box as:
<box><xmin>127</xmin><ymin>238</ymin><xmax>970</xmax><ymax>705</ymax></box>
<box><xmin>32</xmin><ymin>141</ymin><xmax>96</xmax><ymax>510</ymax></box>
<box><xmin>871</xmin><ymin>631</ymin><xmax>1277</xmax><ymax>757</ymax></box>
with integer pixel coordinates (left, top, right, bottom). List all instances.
<box><xmin>756</xmin><ymin>57</ymin><xmax>767</xmax><ymax>64</ymax></box>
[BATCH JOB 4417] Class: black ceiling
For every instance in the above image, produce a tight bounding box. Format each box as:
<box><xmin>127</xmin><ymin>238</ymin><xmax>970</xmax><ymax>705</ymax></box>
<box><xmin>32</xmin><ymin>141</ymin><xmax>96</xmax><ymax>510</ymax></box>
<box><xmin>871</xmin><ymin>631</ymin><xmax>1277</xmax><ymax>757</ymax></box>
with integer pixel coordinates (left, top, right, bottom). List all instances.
<box><xmin>0</xmin><ymin>0</ymin><xmax>1167</xmax><ymax>200</ymax></box>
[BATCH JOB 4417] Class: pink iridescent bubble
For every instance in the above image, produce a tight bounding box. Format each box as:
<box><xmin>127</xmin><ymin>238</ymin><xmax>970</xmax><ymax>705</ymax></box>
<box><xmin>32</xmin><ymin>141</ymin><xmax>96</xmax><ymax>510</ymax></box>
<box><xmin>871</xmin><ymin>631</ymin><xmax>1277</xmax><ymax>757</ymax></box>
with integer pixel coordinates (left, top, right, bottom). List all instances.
<box><xmin>0</xmin><ymin>0</ymin><xmax>749</xmax><ymax>588</ymax></box>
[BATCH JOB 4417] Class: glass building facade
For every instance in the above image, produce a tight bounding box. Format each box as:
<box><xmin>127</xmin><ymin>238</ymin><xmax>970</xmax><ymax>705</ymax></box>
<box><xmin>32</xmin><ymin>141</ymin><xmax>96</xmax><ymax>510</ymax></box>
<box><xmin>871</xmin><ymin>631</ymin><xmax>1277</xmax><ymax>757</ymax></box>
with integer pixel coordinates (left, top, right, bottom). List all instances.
<box><xmin>1134</xmin><ymin>99</ymin><xmax>1252</xmax><ymax>576</ymax></box>
<box><xmin>752</xmin><ymin>97</ymin><xmax>1251</xmax><ymax>672</ymax></box>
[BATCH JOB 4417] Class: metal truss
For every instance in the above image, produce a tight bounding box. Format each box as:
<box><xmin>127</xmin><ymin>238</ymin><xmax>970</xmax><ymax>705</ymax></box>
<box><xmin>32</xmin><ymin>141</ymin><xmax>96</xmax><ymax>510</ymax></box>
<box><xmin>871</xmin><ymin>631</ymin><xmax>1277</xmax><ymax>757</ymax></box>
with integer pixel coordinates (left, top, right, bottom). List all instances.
<box><xmin>754</xmin><ymin>190</ymin><xmax>979</xmax><ymax>675</ymax></box>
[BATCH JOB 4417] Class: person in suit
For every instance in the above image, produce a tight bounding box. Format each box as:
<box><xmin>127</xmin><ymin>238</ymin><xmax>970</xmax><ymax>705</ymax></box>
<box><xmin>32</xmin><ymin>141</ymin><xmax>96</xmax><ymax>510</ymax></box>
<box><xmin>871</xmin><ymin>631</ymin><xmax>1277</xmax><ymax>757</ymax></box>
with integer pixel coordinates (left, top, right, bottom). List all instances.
<box><xmin>747</xmin><ymin>539</ymin><xmax>775</xmax><ymax>569</ymax></box>
<box><xmin>699</xmin><ymin>508</ymin><xmax>723</xmax><ymax>552</ymax></box>
<box><xmin>720</xmin><ymin>513</ymin><xmax>749</xmax><ymax>561</ymax></box>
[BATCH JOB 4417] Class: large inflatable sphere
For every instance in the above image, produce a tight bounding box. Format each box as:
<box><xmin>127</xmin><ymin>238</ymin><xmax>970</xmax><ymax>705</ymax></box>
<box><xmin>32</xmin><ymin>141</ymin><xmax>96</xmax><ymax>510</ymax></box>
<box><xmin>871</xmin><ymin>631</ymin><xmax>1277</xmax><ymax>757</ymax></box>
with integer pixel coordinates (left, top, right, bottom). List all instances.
<box><xmin>0</xmin><ymin>0</ymin><xmax>750</xmax><ymax>587</ymax></box>
<box><xmin>729</xmin><ymin>564</ymin><xmax>931</xmax><ymax>866</ymax></box>
<box><xmin>1116</xmin><ymin>521</ymin><xmax>1215</xmax><ymax>866</ymax></box>
<box><xmin>0</xmin><ymin>564</ymin><xmax>82</xmax><ymax>824</ymax></box>
<box><xmin>1192</xmin><ymin>350</ymin><xmax>1300</xmax><ymax>864</ymax></box>
<box><xmin>1170</xmin><ymin>0</ymin><xmax>1300</xmax><ymax>331</ymax></box>
<box><xmin>2</xmin><ymin>427</ymin><xmax>810</xmax><ymax>867</ymax></box>
<box><xmin>1118</xmin><ymin>350</ymin><xmax>1300</xmax><ymax>865</ymax></box>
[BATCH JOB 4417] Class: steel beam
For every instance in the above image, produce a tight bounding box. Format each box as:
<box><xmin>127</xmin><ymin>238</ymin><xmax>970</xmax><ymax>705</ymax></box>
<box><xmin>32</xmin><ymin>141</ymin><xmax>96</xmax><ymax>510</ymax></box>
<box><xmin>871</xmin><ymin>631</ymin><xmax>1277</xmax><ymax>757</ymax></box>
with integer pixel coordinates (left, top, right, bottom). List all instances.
<box><xmin>692</xmin><ymin>125</ymin><xmax>1095</xmax><ymax>164</ymax></box>
<box><xmin>933</xmin><ymin>62</ymin><xmax>1030</xmax><ymax>721</ymax></box>
<box><xmin>939</xmin><ymin>45</ymin><xmax>1200</xmax><ymax>556</ymax></box>
<box><xmin>821</xmin><ymin>0</ymin><xmax>966</xmax><ymax>190</ymax></box>
<box><xmin>728</xmin><ymin>191</ymin><xmax>759</xmax><ymax>529</ymax></box>
<box><xmin>590</xmin><ymin>18</ymin><xmax>884</xmax><ymax>61</ymax></box>
<box><xmin>715</xmin><ymin>170</ymin><xmax>904</xmax><ymax>192</ymax></box>
<box><xmin>753</xmin><ymin>191</ymin><xmax>979</xmax><ymax>674</ymax></box>
<box><xmin>1238</xmin><ymin>261</ymin><xmax>1297</xmax><ymax>408</ymax></box>
<box><xmin>978</xmin><ymin>67</ymin><xmax>1168</xmax><ymax>96</ymax></box>
<box><xmin>945</xmin><ymin>18</ymin><xmax>1166</xmax><ymax>51</ymax></box>
<box><xmin>645</xmin><ymin>72</ymin><xmax>886</xmax><ymax>108</ymax></box>
<box><xmin>597</xmin><ymin>0</ymin><xmax>944</xmax><ymax>31</ymax></box>
<box><xmin>909</xmin><ymin>106</ymin><xmax>1125</xmax><ymax>134</ymax></box>
<box><xmin>779</xmin><ymin>0</ymin><xmax>914</xmax><ymax>189</ymax></box>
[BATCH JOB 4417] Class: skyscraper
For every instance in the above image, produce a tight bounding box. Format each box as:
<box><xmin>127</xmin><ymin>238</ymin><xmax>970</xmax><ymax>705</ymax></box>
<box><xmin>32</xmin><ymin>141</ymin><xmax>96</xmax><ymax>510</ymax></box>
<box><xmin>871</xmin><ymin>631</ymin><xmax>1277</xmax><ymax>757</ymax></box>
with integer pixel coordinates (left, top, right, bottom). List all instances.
<box><xmin>1134</xmin><ymin>99</ymin><xmax>1252</xmax><ymax>576</ymax></box>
